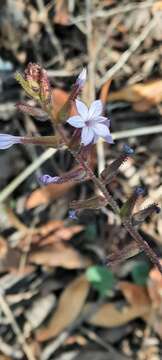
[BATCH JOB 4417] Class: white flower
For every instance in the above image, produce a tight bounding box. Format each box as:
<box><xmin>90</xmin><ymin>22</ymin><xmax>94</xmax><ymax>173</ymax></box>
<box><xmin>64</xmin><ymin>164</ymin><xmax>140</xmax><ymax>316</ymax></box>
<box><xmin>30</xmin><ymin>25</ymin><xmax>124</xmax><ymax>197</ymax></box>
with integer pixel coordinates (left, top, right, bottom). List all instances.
<box><xmin>67</xmin><ymin>99</ymin><xmax>113</xmax><ymax>146</ymax></box>
<box><xmin>0</xmin><ymin>134</ymin><xmax>22</xmax><ymax>149</ymax></box>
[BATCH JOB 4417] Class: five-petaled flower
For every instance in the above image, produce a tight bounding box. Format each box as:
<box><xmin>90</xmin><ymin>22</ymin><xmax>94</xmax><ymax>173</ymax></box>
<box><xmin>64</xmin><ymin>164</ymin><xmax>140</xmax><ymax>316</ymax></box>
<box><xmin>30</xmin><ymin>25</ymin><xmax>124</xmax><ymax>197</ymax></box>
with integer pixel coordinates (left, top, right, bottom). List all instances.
<box><xmin>67</xmin><ymin>99</ymin><xmax>113</xmax><ymax>146</ymax></box>
<box><xmin>0</xmin><ymin>134</ymin><xmax>23</xmax><ymax>149</ymax></box>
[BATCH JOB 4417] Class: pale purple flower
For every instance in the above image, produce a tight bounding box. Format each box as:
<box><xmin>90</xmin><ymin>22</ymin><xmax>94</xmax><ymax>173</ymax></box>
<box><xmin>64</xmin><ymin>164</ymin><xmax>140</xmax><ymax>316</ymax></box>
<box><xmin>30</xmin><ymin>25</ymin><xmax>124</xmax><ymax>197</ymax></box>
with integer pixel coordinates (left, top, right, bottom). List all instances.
<box><xmin>67</xmin><ymin>99</ymin><xmax>113</xmax><ymax>146</ymax></box>
<box><xmin>39</xmin><ymin>174</ymin><xmax>60</xmax><ymax>185</ymax></box>
<box><xmin>0</xmin><ymin>134</ymin><xmax>23</xmax><ymax>150</ymax></box>
<box><xmin>68</xmin><ymin>209</ymin><xmax>78</xmax><ymax>220</ymax></box>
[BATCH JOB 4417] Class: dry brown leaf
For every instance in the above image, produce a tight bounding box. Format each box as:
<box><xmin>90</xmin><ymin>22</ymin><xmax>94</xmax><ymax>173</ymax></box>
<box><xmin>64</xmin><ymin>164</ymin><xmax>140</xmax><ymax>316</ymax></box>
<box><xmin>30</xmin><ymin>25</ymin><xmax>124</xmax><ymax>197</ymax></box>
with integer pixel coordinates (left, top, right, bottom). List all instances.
<box><xmin>36</xmin><ymin>275</ymin><xmax>90</xmax><ymax>341</ymax></box>
<box><xmin>147</xmin><ymin>261</ymin><xmax>162</xmax><ymax>307</ymax></box>
<box><xmin>39</xmin><ymin>224</ymin><xmax>84</xmax><ymax>246</ymax></box>
<box><xmin>108</xmin><ymin>80</ymin><xmax>162</xmax><ymax>111</ymax></box>
<box><xmin>100</xmin><ymin>80</ymin><xmax>112</xmax><ymax>105</ymax></box>
<box><xmin>19</xmin><ymin>220</ymin><xmax>84</xmax><ymax>249</ymax></box>
<box><xmin>86</xmin><ymin>301</ymin><xmax>150</xmax><ymax>328</ymax></box>
<box><xmin>147</xmin><ymin>263</ymin><xmax>162</xmax><ymax>339</ymax></box>
<box><xmin>25</xmin><ymin>182</ymin><xmax>75</xmax><ymax>209</ymax></box>
<box><xmin>51</xmin><ymin>89</ymin><xmax>76</xmax><ymax>118</ymax></box>
<box><xmin>29</xmin><ymin>242</ymin><xmax>91</xmax><ymax>269</ymax></box>
<box><xmin>118</xmin><ymin>281</ymin><xmax>151</xmax><ymax>307</ymax></box>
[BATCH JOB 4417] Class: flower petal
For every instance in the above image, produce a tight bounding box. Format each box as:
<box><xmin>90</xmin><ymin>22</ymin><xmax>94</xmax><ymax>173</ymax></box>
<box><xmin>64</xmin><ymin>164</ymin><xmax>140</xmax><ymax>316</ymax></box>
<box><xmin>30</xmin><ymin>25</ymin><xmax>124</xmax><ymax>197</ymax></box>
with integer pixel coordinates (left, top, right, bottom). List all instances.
<box><xmin>93</xmin><ymin>123</ymin><xmax>110</xmax><ymax>137</ymax></box>
<box><xmin>0</xmin><ymin>134</ymin><xmax>22</xmax><ymax>150</ymax></box>
<box><xmin>76</xmin><ymin>68</ymin><xmax>87</xmax><ymax>88</ymax></box>
<box><xmin>104</xmin><ymin>134</ymin><xmax>114</xmax><ymax>144</ymax></box>
<box><xmin>94</xmin><ymin>116</ymin><xmax>108</xmax><ymax>123</ymax></box>
<box><xmin>88</xmin><ymin>100</ymin><xmax>103</xmax><ymax>119</ymax></box>
<box><xmin>76</xmin><ymin>100</ymin><xmax>88</xmax><ymax>120</ymax></box>
<box><xmin>67</xmin><ymin>115</ymin><xmax>85</xmax><ymax>128</ymax></box>
<box><xmin>81</xmin><ymin>127</ymin><xmax>94</xmax><ymax>146</ymax></box>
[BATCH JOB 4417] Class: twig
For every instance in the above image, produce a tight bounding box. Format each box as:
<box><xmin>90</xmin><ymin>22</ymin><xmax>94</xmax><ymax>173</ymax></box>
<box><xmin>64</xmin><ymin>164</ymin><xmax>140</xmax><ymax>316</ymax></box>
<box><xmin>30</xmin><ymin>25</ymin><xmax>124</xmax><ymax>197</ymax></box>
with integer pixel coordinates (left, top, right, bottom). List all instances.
<box><xmin>86</xmin><ymin>0</ymin><xmax>105</xmax><ymax>174</ymax></box>
<box><xmin>36</xmin><ymin>0</ymin><xmax>64</xmax><ymax>64</ymax></box>
<box><xmin>0</xmin><ymin>147</ymin><xmax>57</xmax><ymax>203</ymax></box>
<box><xmin>0</xmin><ymin>292</ymin><xmax>36</xmax><ymax>360</ymax></box>
<box><xmin>70</xmin><ymin>1</ymin><xmax>154</xmax><ymax>25</ymax></box>
<box><xmin>112</xmin><ymin>124</ymin><xmax>162</xmax><ymax>140</ymax></box>
<box><xmin>98</xmin><ymin>17</ymin><xmax>157</xmax><ymax>87</ymax></box>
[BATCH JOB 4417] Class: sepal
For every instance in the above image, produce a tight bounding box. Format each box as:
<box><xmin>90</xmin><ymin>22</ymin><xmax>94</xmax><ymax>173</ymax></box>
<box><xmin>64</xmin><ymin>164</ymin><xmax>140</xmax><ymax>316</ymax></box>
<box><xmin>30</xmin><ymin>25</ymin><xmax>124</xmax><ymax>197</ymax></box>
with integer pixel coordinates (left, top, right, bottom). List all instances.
<box><xmin>16</xmin><ymin>102</ymin><xmax>48</xmax><ymax>120</ymax></box>
<box><xmin>40</xmin><ymin>166</ymin><xmax>87</xmax><ymax>185</ymax></box>
<box><xmin>100</xmin><ymin>144</ymin><xmax>134</xmax><ymax>184</ymax></box>
<box><xmin>120</xmin><ymin>187</ymin><xmax>145</xmax><ymax>219</ymax></box>
<box><xmin>132</xmin><ymin>203</ymin><xmax>160</xmax><ymax>226</ymax></box>
<box><xmin>70</xmin><ymin>195</ymin><xmax>108</xmax><ymax>210</ymax></box>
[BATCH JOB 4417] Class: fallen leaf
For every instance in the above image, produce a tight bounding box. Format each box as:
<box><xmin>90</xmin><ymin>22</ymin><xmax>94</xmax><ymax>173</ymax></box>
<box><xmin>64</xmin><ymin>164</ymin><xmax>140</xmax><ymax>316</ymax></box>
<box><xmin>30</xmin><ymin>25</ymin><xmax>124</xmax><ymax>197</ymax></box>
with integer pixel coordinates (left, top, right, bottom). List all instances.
<box><xmin>147</xmin><ymin>261</ymin><xmax>162</xmax><ymax>307</ymax></box>
<box><xmin>20</xmin><ymin>220</ymin><xmax>84</xmax><ymax>248</ymax></box>
<box><xmin>51</xmin><ymin>88</ymin><xmax>76</xmax><ymax>119</ymax></box>
<box><xmin>38</xmin><ymin>224</ymin><xmax>84</xmax><ymax>246</ymax></box>
<box><xmin>100</xmin><ymin>80</ymin><xmax>112</xmax><ymax>104</ymax></box>
<box><xmin>108</xmin><ymin>80</ymin><xmax>162</xmax><ymax>111</ymax></box>
<box><xmin>36</xmin><ymin>275</ymin><xmax>90</xmax><ymax>341</ymax></box>
<box><xmin>25</xmin><ymin>182</ymin><xmax>75</xmax><ymax>209</ymax></box>
<box><xmin>29</xmin><ymin>242</ymin><xmax>91</xmax><ymax>269</ymax></box>
<box><xmin>86</xmin><ymin>301</ymin><xmax>150</xmax><ymax>328</ymax></box>
<box><xmin>118</xmin><ymin>281</ymin><xmax>151</xmax><ymax>307</ymax></box>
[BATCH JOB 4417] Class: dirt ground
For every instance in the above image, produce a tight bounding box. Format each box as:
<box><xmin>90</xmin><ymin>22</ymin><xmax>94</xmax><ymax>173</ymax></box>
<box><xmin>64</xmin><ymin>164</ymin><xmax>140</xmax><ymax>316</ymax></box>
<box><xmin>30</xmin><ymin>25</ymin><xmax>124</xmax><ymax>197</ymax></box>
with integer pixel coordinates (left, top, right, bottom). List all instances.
<box><xmin>0</xmin><ymin>1</ymin><xmax>162</xmax><ymax>359</ymax></box>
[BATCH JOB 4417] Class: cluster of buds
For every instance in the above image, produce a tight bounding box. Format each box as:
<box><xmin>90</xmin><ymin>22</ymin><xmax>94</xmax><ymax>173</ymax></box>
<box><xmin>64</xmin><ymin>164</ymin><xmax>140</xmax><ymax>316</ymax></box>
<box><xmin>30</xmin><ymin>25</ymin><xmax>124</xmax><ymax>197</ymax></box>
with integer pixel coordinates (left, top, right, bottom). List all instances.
<box><xmin>0</xmin><ymin>63</ymin><xmax>161</xmax><ymax>273</ymax></box>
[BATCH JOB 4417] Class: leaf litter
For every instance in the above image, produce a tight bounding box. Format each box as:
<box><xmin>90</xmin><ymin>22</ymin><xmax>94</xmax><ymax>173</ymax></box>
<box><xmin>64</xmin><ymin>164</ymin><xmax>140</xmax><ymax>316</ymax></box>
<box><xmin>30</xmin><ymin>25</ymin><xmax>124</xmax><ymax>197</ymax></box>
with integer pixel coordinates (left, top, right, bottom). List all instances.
<box><xmin>0</xmin><ymin>0</ymin><xmax>162</xmax><ymax>359</ymax></box>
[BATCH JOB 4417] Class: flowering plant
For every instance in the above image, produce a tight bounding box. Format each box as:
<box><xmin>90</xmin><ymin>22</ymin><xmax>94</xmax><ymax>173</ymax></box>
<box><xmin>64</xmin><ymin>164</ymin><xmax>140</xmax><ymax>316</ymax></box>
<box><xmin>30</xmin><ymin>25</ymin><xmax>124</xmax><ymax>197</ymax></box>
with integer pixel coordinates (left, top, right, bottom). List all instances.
<box><xmin>0</xmin><ymin>63</ymin><xmax>161</xmax><ymax>274</ymax></box>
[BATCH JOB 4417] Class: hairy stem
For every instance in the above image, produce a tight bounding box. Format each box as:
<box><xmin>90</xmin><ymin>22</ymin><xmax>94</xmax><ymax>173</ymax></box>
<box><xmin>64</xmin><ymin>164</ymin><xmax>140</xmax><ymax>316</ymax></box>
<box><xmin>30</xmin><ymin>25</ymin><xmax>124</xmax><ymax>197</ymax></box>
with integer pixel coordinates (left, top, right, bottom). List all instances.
<box><xmin>56</xmin><ymin>124</ymin><xmax>162</xmax><ymax>275</ymax></box>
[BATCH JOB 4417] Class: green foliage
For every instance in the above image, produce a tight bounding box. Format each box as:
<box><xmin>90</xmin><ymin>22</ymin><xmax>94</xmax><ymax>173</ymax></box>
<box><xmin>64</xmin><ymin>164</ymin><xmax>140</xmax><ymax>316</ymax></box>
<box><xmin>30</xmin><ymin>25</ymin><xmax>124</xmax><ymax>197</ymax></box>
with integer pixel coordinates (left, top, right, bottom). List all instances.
<box><xmin>86</xmin><ymin>265</ymin><xmax>117</xmax><ymax>297</ymax></box>
<box><xmin>131</xmin><ymin>261</ymin><xmax>150</xmax><ymax>285</ymax></box>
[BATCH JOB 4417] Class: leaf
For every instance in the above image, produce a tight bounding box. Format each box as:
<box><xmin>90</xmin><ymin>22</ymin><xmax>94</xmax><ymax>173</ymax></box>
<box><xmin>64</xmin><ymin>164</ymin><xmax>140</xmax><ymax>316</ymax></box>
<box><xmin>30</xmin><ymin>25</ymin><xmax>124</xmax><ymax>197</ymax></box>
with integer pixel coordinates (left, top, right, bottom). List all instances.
<box><xmin>131</xmin><ymin>261</ymin><xmax>150</xmax><ymax>286</ymax></box>
<box><xmin>29</xmin><ymin>242</ymin><xmax>91</xmax><ymax>269</ymax></box>
<box><xmin>25</xmin><ymin>182</ymin><xmax>75</xmax><ymax>209</ymax></box>
<box><xmin>86</xmin><ymin>266</ymin><xmax>117</xmax><ymax>297</ymax></box>
<box><xmin>118</xmin><ymin>281</ymin><xmax>151</xmax><ymax>307</ymax></box>
<box><xmin>100</xmin><ymin>79</ymin><xmax>112</xmax><ymax>104</ymax></box>
<box><xmin>51</xmin><ymin>88</ymin><xmax>76</xmax><ymax>120</ymax></box>
<box><xmin>108</xmin><ymin>80</ymin><xmax>162</xmax><ymax>111</ymax></box>
<box><xmin>86</xmin><ymin>301</ymin><xmax>150</xmax><ymax>328</ymax></box>
<box><xmin>36</xmin><ymin>275</ymin><xmax>90</xmax><ymax>341</ymax></box>
<box><xmin>70</xmin><ymin>195</ymin><xmax>107</xmax><ymax>211</ymax></box>
<box><xmin>19</xmin><ymin>220</ymin><xmax>84</xmax><ymax>248</ymax></box>
<box><xmin>147</xmin><ymin>261</ymin><xmax>162</xmax><ymax>307</ymax></box>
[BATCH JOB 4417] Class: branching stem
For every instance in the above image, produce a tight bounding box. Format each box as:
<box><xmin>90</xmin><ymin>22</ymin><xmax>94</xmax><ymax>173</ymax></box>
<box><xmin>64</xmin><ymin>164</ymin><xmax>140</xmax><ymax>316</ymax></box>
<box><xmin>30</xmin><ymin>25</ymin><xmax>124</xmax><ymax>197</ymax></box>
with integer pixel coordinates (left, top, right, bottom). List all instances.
<box><xmin>56</xmin><ymin>125</ymin><xmax>162</xmax><ymax>275</ymax></box>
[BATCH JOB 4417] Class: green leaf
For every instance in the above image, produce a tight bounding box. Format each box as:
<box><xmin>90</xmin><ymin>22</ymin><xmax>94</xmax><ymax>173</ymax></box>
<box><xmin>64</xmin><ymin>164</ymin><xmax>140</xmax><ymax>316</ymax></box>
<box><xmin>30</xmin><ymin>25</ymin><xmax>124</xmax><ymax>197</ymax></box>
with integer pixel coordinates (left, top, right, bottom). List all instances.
<box><xmin>86</xmin><ymin>265</ymin><xmax>117</xmax><ymax>297</ymax></box>
<box><xmin>131</xmin><ymin>261</ymin><xmax>150</xmax><ymax>286</ymax></box>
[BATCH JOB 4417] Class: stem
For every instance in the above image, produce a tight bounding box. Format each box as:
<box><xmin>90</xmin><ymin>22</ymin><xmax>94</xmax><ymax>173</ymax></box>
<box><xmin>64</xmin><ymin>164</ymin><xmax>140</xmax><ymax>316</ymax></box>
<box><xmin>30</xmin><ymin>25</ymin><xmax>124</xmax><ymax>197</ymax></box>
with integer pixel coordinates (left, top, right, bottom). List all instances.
<box><xmin>56</xmin><ymin>125</ymin><xmax>162</xmax><ymax>275</ymax></box>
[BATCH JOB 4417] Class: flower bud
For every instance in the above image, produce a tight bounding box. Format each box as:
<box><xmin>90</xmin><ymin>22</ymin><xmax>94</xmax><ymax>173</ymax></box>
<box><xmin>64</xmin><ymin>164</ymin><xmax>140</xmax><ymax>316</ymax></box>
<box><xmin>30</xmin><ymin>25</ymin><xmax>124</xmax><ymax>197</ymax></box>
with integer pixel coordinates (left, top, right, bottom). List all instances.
<box><xmin>132</xmin><ymin>203</ymin><xmax>160</xmax><ymax>226</ymax></box>
<box><xmin>40</xmin><ymin>167</ymin><xmax>87</xmax><ymax>185</ymax></box>
<box><xmin>16</xmin><ymin>102</ymin><xmax>48</xmax><ymax>120</ymax></box>
<box><xmin>101</xmin><ymin>144</ymin><xmax>134</xmax><ymax>184</ymax></box>
<box><xmin>0</xmin><ymin>134</ymin><xmax>23</xmax><ymax>149</ymax></box>
<box><xmin>120</xmin><ymin>187</ymin><xmax>145</xmax><ymax>219</ymax></box>
<box><xmin>70</xmin><ymin>195</ymin><xmax>108</xmax><ymax>210</ymax></box>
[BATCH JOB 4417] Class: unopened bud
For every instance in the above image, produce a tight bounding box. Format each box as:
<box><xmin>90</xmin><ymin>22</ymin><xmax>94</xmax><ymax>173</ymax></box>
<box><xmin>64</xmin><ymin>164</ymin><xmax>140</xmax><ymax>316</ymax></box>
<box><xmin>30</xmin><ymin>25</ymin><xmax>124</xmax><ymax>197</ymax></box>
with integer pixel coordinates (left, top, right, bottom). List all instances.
<box><xmin>120</xmin><ymin>186</ymin><xmax>145</xmax><ymax>219</ymax></box>
<box><xmin>133</xmin><ymin>203</ymin><xmax>160</xmax><ymax>226</ymax></box>
<box><xmin>101</xmin><ymin>144</ymin><xmax>134</xmax><ymax>184</ymax></box>
<box><xmin>40</xmin><ymin>166</ymin><xmax>87</xmax><ymax>185</ymax></box>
